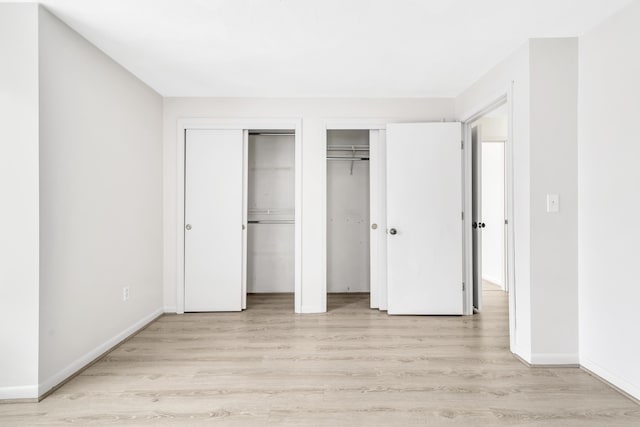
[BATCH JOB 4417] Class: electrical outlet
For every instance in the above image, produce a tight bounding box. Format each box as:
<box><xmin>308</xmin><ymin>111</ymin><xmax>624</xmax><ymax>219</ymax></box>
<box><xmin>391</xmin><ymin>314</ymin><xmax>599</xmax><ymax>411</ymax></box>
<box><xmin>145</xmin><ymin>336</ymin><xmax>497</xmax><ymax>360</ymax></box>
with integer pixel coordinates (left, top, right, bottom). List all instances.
<box><xmin>546</xmin><ymin>194</ymin><xmax>559</xmax><ymax>213</ymax></box>
<box><xmin>123</xmin><ymin>287</ymin><xmax>130</xmax><ymax>301</ymax></box>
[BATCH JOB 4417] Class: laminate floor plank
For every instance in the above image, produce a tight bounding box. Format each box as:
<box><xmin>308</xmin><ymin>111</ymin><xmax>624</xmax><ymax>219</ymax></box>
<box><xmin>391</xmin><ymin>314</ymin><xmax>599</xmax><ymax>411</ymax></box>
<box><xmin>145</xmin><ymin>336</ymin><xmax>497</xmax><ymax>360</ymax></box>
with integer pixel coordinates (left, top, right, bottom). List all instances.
<box><xmin>1</xmin><ymin>287</ymin><xmax>638</xmax><ymax>426</ymax></box>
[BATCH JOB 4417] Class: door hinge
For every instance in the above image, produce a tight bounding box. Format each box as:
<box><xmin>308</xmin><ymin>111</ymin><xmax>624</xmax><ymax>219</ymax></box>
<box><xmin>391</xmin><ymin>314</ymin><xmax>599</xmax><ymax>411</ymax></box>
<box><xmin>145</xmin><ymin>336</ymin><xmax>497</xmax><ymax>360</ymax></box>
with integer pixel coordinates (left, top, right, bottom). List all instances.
<box><xmin>461</xmin><ymin>212</ymin><xmax>464</xmax><ymax>220</ymax></box>
<box><xmin>504</xmin><ymin>219</ymin><xmax>508</xmax><ymax>225</ymax></box>
<box><xmin>462</xmin><ymin>282</ymin><xmax>465</xmax><ymax>291</ymax></box>
<box><xmin>461</xmin><ymin>140</ymin><xmax>464</xmax><ymax>149</ymax></box>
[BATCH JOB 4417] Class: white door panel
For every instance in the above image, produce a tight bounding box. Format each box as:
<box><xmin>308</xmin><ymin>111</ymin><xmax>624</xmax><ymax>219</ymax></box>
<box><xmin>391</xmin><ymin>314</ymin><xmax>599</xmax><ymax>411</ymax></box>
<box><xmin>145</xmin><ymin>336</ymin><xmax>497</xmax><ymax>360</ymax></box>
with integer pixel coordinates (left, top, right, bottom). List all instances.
<box><xmin>370</xmin><ymin>130</ymin><xmax>379</xmax><ymax>309</ymax></box>
<box><xmin>472</xmin><ymin>126</ymin><xmax>482</xmax><ymax>311</ymax></box>
<box><xmin>185</xmin><ymin>129</ymin><xmax>244</xmax><ymax>312</ymax></box>
<box><xmin>370</xmin><ymin>130</ymin><xmax>388</xmax><ymax>311</ymax></box>
<box><xmin>386</xmin><ymin>123</ymin><xmax>463</xmax><ymax>315</ymax></box>
<box><xmin>242</xmin><ymin>130</ymin><xmax>248</xmax><ymax>310</ymax></box>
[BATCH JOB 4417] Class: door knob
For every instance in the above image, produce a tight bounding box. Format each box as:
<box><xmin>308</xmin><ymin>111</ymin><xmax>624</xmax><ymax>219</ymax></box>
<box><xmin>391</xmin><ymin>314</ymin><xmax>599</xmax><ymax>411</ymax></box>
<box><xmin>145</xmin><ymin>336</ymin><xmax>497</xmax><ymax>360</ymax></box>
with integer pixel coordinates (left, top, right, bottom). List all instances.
<box><xmin>480</xmin><ymin>222</ymin><xmax>486</xmax><ymax>228</ymax></box>
<box><xmin>473</xmin><ymin>222</ymin><xmax>478</xmax><ymax>229</ymax></box>
<box><xmin>185</xmin><ymin>224</ymin><xmax>192</xmax><ymax>230</ymax></box>
<box><xmin>371</xmin><ymin>223</ymin><xmax>378</xmax><ymax>230</ymax></box>
<box><xmin>389</xmin><ymin>228</ymin><xmax>397</xmax><ymax>235</ymax></box>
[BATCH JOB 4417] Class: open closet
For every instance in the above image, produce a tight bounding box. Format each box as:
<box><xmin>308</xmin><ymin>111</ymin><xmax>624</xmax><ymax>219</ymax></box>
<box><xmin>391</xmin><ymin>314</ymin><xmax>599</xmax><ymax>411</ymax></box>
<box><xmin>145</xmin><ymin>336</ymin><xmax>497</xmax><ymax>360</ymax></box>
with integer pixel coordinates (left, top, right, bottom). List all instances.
<box><xmin>246</xmin><ymin>131</ymin><xmax>295</xmax><ymax>295</ymax></box>
<box><xmin>325</xmin><ymin>129</ymin><xmax>388</xmax><ymax>310</ymax></box>
<box><xmin>183</xmin><ymin>128</ymin><xmax>296</xmax><ymax>312</ymax></box>
<box><xmin>324</xmin><ymin>122</ymin><xmax>464</xmax><ymax>315</ymax></box>
<box><xmin>181</xmin><ymin>120</ymin><xmax>463</xmax><ymax>315</ymax></box>
<box><xmin>326</xmin><ymin>130</ymin><xmax>371</xmax><ymax>296</ymax></box>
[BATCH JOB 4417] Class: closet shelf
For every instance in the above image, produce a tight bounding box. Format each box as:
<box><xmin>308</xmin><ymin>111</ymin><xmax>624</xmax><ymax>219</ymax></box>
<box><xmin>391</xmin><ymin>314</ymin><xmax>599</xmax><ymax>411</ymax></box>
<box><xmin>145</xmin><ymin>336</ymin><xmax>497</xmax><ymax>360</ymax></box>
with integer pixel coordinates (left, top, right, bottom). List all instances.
<box><xmin>249</xmin><ymin>131</ymin><xmax>294</xmax><ymax>136</ymax></box>
<box><xmin>327</xmin><ymin>145</ymin><xmax>370</xmax><ymax>174</ymax></box>
<box><xmin>248</xmin><ymin>208</ymin><xmax>294</xmax><ymax>215</ymax></box>
<box><xmin>327</xmin><ymin>157</ymin><xmax>369</xmax><ymax>161</ymax></box>
<box><xmin>327</xmin><ymin>145</ymin><xmax>369</xmax><ymax>152</ymax></box>
<box><xmin>248</xmin><ymin>220</ymin><xmax>295</xmax><ymax>225</ymax></box>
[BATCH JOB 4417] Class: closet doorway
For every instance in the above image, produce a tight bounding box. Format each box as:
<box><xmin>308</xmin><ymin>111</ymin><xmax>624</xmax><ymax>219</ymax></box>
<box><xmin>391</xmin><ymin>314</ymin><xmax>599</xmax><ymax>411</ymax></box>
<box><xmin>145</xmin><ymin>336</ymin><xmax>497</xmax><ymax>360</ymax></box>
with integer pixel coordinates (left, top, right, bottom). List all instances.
<box><xmin>245</xmin><ymin>131</ymin><xmax>295</xmax><ymax>303</ymax></box>
<box><xmin>177</xmin><ymin>119</ymin><xmax>302</xmax><ymax>314</ymax></box>
<box><xmin>326</xmin><ymin>130</ymin><xmax>370</xmax><ymax>308</ymax></box>
<box><xmin>324</xmin><ymin>126</ymin><xmax>387</xmax><ymax>311</ymax></box>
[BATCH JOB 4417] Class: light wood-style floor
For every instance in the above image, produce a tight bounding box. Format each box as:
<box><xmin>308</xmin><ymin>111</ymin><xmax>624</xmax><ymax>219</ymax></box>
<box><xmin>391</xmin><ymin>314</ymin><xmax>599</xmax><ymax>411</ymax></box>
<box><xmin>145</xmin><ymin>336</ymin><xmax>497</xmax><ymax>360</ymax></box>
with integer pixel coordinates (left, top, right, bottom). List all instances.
<box><xmin>1</xmin><ymin>286</ymin><xmax>638</xmax><ymax>426</ymax></box>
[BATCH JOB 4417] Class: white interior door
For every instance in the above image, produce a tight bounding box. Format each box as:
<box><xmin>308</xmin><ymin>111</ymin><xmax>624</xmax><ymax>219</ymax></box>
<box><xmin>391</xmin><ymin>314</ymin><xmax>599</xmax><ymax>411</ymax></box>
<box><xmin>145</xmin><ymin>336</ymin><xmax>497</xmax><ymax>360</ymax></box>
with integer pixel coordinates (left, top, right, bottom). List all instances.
<box><xmin>472</xmin><ymin>126</ymin><xmax>483</xmax><ymax>311</ymax></box>
<box><xmin>386</xmin><ymin>122</ymin><xmax>463</xmax><ymax>315</ymax></box>
<box><xmin>185</xmin><ymin>129</ymin><xmax>244</xmax><ymax>312</ymax></box>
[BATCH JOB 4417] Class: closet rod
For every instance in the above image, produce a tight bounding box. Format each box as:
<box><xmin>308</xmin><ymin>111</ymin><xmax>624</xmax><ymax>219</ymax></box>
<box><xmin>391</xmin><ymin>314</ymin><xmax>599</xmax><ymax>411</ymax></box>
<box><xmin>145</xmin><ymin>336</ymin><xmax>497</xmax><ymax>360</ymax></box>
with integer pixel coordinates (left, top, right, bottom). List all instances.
<box><xmin>327</xmin><ymin>157</ymin><xmax>369</xmax><ymax>161</ymax></box>
<box><xmin>248</xmin><ymin>220</ymin><xmax>295</xmax><ymax>224</ymax></box>
<box><xmin>248</xmin><ymin>132</ymin><xmax>295</xmax><ymax>136</ymax></box>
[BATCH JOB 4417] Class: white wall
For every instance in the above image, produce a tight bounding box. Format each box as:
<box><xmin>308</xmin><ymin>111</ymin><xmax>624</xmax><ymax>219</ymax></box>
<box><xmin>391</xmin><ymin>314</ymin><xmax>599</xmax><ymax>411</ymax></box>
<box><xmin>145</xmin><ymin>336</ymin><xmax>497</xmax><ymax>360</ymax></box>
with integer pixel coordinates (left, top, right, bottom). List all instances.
<box><xmin>481</xmin><ymin>142</ymin><xmax>505</xmax><ymax>288</ymax></box>
<box><xmin>479</xmin><ymin>116</ymin><xmax>508</xmax><ymax>142</ymax></box>
<box><xmin>327</xmin><ymin>130</ymin><xmax>370</xmax><ymax>293</ymax></box>
<box><xmin>529</xmin><ymin>38</ymin><xmax>579</xmax><ymax>364</ymax></box>
<box><xmin>478</xmin><ymin>117</ymin><xmax>507</xmax><ymax>289</ymax></box>
<box><xmin>0</xmin><ymin>3</ymin><xmax>40</xmax><ymax>399</ymax></box>
<box><xmin>456</xmin><ymin>43</ymin><xmax>533</xmax><ymax>359</ymax></box>
<box><xmin>37</xmin><ymin>7</ymin><xmax>163</xmax><ymax>395</ymax></box>
<box><xmin>578</xmin><ymin>0</ymin><xmax>640</xmax><ymax>399</ymax></box>
<box><xmin>456</xmin><ymin>39</ymin><xmax>579</xmax><ymax>364</ymax></box>
<box><xmin>163</xmin><ymin>98</ymin><xmax>455</xmax><ymax>312</ymax></box>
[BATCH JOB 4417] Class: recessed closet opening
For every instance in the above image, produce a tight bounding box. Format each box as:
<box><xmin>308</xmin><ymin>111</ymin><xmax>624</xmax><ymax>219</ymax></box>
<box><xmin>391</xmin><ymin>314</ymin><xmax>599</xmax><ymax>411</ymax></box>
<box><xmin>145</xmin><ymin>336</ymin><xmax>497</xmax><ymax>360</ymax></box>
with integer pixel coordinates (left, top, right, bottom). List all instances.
<box><xmin>326</xmin><ymin>130</ymin><xmax>371</xmax><ymax>310</ymax></box>
<box><xmin>183</xmin><ymin>127</ymin><xmax>297</xmax><ymax>313</ymax></box>
<box><xmin>246</xmin><ymin>130</ymin><xmax>295</xmax><ymax>307</ymax></box>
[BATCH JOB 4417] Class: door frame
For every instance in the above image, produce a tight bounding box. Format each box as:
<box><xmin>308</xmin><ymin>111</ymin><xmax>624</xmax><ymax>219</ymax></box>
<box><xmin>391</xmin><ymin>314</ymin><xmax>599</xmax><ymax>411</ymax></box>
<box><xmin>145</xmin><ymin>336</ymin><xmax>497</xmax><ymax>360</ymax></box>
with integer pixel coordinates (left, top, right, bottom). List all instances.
<box><xmin>471</xmin><ymin>125</ymin><xmax>483</xmax><ymax>312</ymax></box>
<box><xmin>461</xmin><ymin>88</ymin><xmax>516</xmax><ymax>350</ymax></box>
<box><xmin>321</xmin><ymin>119</ymin><xmax>387</xmax><ymax>313</ymax></box>
<box><xmin>176</xmin><ymin>118</ymin><xmax>303</xmax><ymax>314</ymax></box>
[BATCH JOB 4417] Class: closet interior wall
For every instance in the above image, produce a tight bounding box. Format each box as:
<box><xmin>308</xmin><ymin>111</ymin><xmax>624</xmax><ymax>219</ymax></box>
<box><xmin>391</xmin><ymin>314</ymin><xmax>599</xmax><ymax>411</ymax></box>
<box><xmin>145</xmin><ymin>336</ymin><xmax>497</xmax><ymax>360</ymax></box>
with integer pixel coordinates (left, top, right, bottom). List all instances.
<box><xmin>247</xmin><ymin>132</ymin><xmax>295</xmax><ymax>293</ymax></box>
<box><xmin>326</xmin><ymin>130</ymin><xmax>371</xmax><ymax>293</ymax></box>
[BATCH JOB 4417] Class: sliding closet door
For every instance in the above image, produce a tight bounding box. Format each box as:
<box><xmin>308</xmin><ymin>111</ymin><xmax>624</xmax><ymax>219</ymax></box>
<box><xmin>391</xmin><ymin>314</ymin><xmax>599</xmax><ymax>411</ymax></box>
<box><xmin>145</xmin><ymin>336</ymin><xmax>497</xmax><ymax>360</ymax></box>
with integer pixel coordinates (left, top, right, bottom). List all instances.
<box><xmin>369</xmin><ymin>130</ymin><xmax>388</xmax><ymax>310</ymax></box>
<box><xmin>185</xmin><ymin>129</ymin><xmax>244</xmax><ymax>312</ymax></box>
<box><xmin>386</xmin><ymin>123</ymin><xmax>463</xmax><ymax>315</ymax></box>
<box><xmin>242</xmin><ymin>130</ymin><xmax>248</xmax><ymax>310</ymax></box>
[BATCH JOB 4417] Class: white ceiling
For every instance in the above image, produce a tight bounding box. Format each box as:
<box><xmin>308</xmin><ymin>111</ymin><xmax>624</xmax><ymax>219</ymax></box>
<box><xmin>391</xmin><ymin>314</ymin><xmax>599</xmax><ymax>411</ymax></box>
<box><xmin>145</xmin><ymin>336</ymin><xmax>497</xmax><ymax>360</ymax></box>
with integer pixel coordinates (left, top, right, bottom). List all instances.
<box><xmin>6</xmin><ymin>0</ymin><xmax>633</xmax><ymax>97</ymax></box>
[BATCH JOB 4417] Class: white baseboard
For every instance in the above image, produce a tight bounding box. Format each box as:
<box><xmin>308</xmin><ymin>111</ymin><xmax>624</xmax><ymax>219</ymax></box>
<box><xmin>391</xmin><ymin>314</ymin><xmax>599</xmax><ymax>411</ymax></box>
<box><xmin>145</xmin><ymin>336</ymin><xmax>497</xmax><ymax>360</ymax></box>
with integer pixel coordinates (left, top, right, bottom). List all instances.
<box><xmin>581</xmin><ymin>356</ymin><xmax>640</xmax><ymax>401</ymax></box>
<box><xmin>0</xmin><ymin>384</ymin><xmax>39</xmax><ymax>400</ymax></box>
<box><xmin>163</xmin><ymin>305</ymin><xmax>177</xmax><ymax>313</ymax></box>
<box><xmin>530</xmin><ymin>352</ymin><xmax>579</xmax><ymax>365</ymax></box>
<box><xmin>510</xmin><ymin>344</ymin><xmax>531</xmax><ymax>365</ymax></box>
<box><xmin>38</xmin><ymin>307</ymin><xmax>163</xmax><ymax>397</ymax></box>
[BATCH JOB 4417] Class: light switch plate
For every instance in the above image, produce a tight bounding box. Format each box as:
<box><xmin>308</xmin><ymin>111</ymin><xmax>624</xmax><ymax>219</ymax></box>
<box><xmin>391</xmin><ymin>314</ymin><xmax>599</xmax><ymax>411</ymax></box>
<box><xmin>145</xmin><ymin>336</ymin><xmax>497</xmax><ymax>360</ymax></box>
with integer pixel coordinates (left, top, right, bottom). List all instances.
<box><xmin>546</xmin><ymin>194</ymin><xmax>559</xmax><ymax>213</ymax></box>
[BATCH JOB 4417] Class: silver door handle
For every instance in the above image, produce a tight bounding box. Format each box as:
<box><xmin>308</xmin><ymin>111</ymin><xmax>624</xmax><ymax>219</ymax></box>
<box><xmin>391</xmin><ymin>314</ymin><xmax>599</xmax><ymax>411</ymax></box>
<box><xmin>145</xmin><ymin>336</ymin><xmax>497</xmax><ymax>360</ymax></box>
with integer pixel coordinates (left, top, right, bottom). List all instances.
<box><xmin>185</xmin><ymin>224</ymin><xmax>192</xmax><ymax>230</ymax></box>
